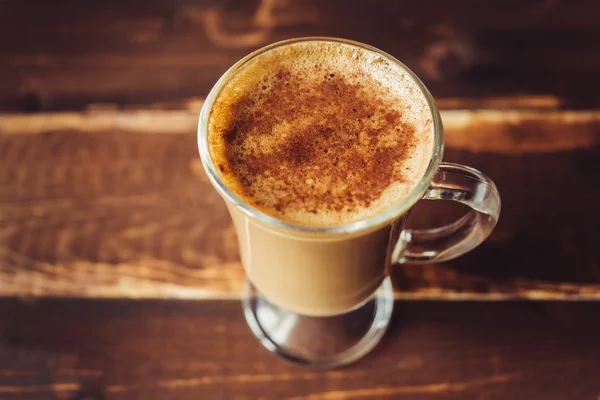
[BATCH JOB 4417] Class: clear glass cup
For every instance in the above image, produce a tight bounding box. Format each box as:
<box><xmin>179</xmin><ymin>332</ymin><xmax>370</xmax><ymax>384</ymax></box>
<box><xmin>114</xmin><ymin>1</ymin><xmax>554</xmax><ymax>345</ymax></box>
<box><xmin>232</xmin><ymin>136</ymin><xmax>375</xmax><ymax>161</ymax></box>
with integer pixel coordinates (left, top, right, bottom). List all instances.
<box><xmin>198</xmin><ymin>37</ymin><xmax>501</xmax><ymax>368</ymax></box>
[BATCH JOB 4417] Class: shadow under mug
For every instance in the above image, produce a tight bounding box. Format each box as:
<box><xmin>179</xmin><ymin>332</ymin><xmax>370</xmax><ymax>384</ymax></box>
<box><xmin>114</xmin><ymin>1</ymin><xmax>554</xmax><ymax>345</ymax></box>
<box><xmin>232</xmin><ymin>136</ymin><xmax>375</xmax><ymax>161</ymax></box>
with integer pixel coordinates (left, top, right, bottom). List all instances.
<box><xmin>198</xmin><ymin>37</ymin><xmax>501</xmax><ymax>368</ymax></box>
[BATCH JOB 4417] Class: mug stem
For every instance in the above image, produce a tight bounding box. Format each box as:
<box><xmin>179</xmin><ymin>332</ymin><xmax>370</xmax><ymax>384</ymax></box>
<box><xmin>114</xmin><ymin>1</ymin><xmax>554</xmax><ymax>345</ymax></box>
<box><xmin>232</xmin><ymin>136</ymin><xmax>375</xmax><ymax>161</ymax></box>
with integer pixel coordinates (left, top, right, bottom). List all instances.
<box><xmin>242</xmin><ymin>276</ymin><xmax>394</xmax><ymax>368</ymax></box>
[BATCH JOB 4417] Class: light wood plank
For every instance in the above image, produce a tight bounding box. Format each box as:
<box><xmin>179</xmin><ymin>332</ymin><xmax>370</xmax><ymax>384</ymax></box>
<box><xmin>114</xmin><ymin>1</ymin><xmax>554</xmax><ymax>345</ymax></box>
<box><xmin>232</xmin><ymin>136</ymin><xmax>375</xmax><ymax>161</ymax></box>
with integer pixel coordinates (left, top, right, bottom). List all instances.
<box><xmin>1</xmin><ymin>109</ymin><xmax>598</xmax><ymax>299</ymax></box>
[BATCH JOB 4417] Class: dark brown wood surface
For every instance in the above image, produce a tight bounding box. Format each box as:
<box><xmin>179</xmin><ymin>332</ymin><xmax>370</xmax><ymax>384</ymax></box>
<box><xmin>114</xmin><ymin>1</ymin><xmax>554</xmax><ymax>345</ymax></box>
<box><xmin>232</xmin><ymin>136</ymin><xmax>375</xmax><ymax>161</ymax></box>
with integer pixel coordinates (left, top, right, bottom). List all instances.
<box><xmin>1</xmin><ymin>0</ymin><xmax>600</xmax><ymax>398</ymax></box>
<box><xmin>1</xmin><ymin>299</ymin><xmax>599</xmax><ymax>400</ymax></box>
<box><xmin>2</xmin><ymin>0</ymin><xmax>600</xmax><ymax>111</ymax></box>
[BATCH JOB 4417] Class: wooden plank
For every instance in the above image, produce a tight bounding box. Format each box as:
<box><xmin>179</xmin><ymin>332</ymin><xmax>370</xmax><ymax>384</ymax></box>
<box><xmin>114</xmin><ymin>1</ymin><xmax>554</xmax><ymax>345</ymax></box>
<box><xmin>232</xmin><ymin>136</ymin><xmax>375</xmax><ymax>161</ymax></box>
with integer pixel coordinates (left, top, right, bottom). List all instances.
<box><xmin>2</xmin><ymin>108</ymin><xmax>600</xmax><ymax>152</ymax></box>
<box><xmin>0</xmin><ymin>299</ymin><xmax>599</xmax><ymax>399</ymax></box>
<box><xmin>1</xmin><ymin>0</ymin><xmax>600</xmax><ymax>111</ymax></box>
<box><xmin>0</xmin><ymin>109</ymin><xmax>599</xmax><ymax>299</ymax></box>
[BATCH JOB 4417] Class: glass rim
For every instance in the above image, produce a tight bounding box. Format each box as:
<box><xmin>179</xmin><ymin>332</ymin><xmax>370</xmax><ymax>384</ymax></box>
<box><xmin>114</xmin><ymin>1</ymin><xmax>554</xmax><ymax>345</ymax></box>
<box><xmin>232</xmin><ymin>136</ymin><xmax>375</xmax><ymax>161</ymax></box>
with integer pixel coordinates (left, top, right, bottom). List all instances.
<box><xmin>198</xmin><ymin>37</ymin><xmax>444</xmax><ymax>235</ymax></box>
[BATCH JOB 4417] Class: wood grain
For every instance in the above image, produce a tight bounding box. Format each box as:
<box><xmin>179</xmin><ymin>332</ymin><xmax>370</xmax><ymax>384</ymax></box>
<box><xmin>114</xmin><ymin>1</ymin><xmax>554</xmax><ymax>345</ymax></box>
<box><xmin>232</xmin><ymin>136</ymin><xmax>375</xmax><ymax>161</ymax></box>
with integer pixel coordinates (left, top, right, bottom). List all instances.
<box><xmin>1</xmin><ymin>109</ymin><xmax>598</xmax><ymax>300</ymax></box>
<box><xmin>2</xmin><ymin>107</ymin><xmax>599</xmax><ymax>152</ymax></box>
<box><xmin>2</xmin><ymin>0</ymin><xmax>600</xmax><ymax>111</ymax></box>
<box><xmin>2</xmin><ymin>2</ymin><xmax>599</xmax><ymax>398</ymax></box>
<box><xmin>0</xmin><ymin>299</ymin><xmax>599</xmax><ymax>399</ymax></box>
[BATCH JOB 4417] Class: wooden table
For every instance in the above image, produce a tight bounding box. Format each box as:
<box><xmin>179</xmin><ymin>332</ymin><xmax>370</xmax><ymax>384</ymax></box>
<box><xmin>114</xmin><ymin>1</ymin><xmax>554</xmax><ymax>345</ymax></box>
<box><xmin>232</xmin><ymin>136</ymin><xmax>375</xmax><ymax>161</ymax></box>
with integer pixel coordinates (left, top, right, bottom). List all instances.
<box><xmin>1</xmin><ymin>1</ymin><xmax>599</xmax><ymax>399</ymax></box>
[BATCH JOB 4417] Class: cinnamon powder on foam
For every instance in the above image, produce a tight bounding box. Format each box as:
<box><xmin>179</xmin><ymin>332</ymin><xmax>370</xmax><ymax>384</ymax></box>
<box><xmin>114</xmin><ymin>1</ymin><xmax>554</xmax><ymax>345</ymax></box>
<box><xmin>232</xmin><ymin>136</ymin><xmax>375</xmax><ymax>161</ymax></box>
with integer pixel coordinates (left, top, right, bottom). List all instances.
<box><xmin>208</xmin><ymin>42</ymin><xmax>434</xmax><ymax>226</ymax></box>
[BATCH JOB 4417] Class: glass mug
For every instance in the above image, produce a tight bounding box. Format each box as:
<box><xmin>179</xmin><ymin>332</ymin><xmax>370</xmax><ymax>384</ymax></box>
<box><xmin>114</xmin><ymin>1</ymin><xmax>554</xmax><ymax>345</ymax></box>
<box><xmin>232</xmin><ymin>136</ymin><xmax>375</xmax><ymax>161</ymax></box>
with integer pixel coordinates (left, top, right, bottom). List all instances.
<box><xmin>198</xmin><ymin>37</ymin><xmax>500</xmax><ymax>368</ymax></box>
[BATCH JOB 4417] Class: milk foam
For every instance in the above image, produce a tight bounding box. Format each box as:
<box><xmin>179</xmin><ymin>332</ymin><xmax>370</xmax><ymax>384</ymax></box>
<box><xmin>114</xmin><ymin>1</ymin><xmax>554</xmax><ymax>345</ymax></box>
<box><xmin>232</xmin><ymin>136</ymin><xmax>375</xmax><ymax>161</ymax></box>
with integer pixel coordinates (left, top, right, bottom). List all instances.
<box><xmin>208</xmin><ymin>41</ymin><xmax>434</xmax><ymax>226</ymax></box>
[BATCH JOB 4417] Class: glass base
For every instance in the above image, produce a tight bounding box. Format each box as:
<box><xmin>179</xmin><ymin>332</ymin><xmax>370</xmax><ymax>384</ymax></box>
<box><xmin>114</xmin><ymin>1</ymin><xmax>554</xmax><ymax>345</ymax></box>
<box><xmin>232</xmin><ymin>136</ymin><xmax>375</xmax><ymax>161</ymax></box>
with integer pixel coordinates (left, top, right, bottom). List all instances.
<box><xmin>242</xmin><ymin>277</ymin><xmax>394</xmax><ymax>368</ymax></box>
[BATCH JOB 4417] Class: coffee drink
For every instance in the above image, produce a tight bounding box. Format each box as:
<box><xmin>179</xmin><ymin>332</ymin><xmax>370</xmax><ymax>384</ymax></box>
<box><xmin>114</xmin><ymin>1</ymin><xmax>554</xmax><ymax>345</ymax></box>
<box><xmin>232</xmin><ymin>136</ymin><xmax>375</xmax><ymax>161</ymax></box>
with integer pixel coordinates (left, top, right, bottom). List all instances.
<box><xmin>208</xmin><ymin>41</ymin><xmax>433</xmax><ymax>226</ymax></box>
<box><xmin>200</xmin><ymin>39</ymin><xmax>499</xmax><ymax>365</ymax></box>
<box><xmin>206</xmin><ymin>40</ymin><xmax>434</xmax><ymax>316</ymax></box>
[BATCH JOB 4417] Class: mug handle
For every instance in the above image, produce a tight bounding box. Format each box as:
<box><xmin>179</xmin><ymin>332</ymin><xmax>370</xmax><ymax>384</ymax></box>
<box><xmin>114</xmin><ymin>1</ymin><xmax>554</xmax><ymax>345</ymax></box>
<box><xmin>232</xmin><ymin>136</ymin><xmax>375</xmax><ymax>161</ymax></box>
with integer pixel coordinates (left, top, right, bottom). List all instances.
<box><xmin>396</xmin><ymin>162</ymin><xmax>501</xmax><ymax>263</ymax></box>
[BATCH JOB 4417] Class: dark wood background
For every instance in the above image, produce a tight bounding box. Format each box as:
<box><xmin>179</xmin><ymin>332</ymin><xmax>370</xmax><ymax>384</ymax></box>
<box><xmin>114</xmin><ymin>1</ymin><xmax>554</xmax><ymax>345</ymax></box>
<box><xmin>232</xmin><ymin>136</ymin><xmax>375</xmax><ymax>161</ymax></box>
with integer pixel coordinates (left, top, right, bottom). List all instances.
<box><xmin>2</xmin><ymin>0</ymin><xmax>600</xmax><ymax>111</ymax></box>
<box><xmin>0</xmin><ymin>0</ymin><xmax>599</xmax><ymax>399</ymax></box>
